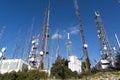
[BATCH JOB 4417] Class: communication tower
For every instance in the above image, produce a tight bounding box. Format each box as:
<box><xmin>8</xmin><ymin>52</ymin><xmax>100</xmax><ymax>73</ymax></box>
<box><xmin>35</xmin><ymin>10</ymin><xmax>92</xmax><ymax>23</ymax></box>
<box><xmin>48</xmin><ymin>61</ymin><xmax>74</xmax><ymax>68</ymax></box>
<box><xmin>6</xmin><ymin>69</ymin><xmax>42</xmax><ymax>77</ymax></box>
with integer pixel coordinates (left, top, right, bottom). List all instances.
<box><xmin>28</xmin><ymin>34</ymin><xmax>39</xmax><ymax>68</ymax></box>
<box><xmin>95</xmin><ymin>12</ymin><xmax>113</xmax><ymax>59</ymax></box>
<box><xmin>95</xmin><ymin>12</ymin><xmax>115</xmax><ymax>69</ymax></box>
<box><xmin>0</xmin><ymin>47</ymin><xmax>6</xmax><ymax>60</ymax></box>
<box><xmin>39</xmin><ymin>6</ymin><xmax>50</xmax><ymax>70</ymax></box>
<box><xmin>66</xmin><ymin>33</ymin><xmax>72</xmax><ymax>59</ymax></box>
<box><xmin>115</xmin><ymin>33</ymin><xmax>120</xmax><ymax>50</ymax></box>
<box><xmin>13</xmin><ymin>29</ymin><xmax>21</xmax><ymax>59</ymax></box>
<box><xmin>0</xmin><ymin>26</ymin><xmax>6</xmax><ymax>41</ymax></box>
<box><xmin>23</xmin><ymin>19</ymin><xmax>34</xmax><ymax>61</ymax></box>
<box><xmin>73</xmin><ymin>0</ymin><xmax>91</xmax><ymax>71</ymax></box>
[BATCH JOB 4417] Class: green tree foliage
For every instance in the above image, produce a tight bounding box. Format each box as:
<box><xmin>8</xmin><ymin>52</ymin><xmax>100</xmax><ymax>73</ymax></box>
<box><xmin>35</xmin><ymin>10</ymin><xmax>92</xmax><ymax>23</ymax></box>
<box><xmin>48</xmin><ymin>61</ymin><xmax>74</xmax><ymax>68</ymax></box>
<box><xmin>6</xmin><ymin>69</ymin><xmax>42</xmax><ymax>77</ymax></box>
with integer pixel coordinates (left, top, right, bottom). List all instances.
<box><xmin>51</xmin><ymin>55</ymin><xmax>78</xmax><ymax>79</ymax></box>
<box><xmin>0</xmin><ymin>69</ymin><xmax>45</xmax><ymax>80</ymax></box>
<box><xmin>115</xmin><ymin>52</ymin><xmax>120</xmax><ymax>69</ymax></box>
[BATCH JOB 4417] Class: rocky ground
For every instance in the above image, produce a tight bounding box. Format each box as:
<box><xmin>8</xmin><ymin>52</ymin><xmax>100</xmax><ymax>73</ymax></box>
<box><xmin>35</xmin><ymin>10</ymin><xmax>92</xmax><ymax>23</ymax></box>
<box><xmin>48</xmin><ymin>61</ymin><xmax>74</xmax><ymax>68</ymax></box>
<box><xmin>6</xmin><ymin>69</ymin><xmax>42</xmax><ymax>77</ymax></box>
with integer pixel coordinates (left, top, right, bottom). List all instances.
<box><xmin>79</xmin><ymin>70</ymin><xmax>120</xmax><ymax>80</ymax></box>
<box><xmin>49</xmin><ymin>71</ymin><xmax>120</xmax><ymax>80</ymax></box>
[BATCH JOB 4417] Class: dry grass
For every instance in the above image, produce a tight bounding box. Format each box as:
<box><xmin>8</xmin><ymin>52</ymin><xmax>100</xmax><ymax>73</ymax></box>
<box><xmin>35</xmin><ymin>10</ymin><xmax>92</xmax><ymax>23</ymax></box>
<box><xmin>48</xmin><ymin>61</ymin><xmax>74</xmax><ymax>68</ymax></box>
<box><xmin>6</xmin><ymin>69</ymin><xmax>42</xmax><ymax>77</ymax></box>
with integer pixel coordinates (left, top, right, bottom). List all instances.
<box><xmin>78</xmin><ymin>69</ymin><xmax>120</xmax><ymax>80</ymax></box>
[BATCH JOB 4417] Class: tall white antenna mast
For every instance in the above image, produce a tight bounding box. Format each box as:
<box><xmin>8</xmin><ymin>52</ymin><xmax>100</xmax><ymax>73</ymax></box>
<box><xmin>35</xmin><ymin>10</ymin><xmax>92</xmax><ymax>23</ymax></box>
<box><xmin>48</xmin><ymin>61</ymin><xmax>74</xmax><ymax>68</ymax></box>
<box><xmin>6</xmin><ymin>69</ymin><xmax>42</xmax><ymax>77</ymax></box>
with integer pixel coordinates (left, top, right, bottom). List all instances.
<box><xmin>0</xmin><ymin>26</ymin><xmax>6</xmax><ymax>41</ymax></box>
<box><xmin>66</xmin><ymin>33</ymin><xmax>72</xmax><ymax>59</ymax></box>
<box><xmin>115</xmin><ymin>33</ymin><xmax>120</xmax><ymax>50</ymax></box>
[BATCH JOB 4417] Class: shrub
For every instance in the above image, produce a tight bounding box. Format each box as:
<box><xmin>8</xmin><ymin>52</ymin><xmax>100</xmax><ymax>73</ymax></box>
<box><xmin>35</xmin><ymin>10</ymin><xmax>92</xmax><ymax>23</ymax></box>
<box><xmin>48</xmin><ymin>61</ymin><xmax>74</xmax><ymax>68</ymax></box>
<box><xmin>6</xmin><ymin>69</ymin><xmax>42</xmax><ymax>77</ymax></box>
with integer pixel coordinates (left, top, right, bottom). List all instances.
<box><xmin>0</xmin><ymin>69</ymin><xmax>45</xmax><ymax>80</ymax></box>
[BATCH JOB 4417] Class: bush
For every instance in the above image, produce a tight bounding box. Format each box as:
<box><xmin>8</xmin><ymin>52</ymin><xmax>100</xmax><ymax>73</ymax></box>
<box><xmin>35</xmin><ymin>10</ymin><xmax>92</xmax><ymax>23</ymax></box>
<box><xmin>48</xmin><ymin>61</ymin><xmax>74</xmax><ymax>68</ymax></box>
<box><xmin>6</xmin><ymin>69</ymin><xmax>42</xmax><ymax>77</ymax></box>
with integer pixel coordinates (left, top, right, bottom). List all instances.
<box><xmin>51</xmin><ymin>55</ymin><xmax>79</xmax><ymax>79</ymax></box>
<box><xmin>0</xmin><ymin>70</ymin><xmax>46</xmax><ymax>80</ymax></box>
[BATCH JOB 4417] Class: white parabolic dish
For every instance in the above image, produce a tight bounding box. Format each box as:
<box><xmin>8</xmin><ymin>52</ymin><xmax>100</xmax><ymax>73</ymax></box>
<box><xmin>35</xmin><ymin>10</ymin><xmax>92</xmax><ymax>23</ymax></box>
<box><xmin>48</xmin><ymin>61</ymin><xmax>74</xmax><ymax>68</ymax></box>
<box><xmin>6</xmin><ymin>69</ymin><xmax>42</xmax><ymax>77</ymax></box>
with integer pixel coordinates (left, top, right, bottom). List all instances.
<box><xmin>0</xmin><ymin>52</ymin><xmax>2</xmax><ymax>58</ymax></box>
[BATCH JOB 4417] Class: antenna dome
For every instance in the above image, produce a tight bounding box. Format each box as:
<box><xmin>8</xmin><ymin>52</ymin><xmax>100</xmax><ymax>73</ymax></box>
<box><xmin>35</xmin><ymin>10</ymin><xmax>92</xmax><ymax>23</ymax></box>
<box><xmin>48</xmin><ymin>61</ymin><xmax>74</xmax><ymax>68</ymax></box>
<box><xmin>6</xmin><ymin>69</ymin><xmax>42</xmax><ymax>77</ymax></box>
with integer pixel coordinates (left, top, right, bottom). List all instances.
<box><xmin>40</xmin><ymin>51</ymin><xmax>44</xmax><ymax>55</ymax></box>
<box><xmin>1</xmin><ymin>47</ymin><xmax>6</xmax><ymax>53</ymax></box>
<box><xmin>0</xmin><ymin>52</ymin><xmax>2</xmax><ymax>58</ymax></box>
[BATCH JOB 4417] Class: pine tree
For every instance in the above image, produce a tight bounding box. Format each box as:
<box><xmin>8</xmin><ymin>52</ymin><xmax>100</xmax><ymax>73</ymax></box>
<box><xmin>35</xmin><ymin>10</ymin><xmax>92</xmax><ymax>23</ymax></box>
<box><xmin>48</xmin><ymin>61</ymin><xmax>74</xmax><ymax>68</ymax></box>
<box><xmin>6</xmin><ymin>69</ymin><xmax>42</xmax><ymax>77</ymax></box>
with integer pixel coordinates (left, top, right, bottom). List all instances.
<box><xmin>51</xmin><ymin>55</ymin><xmax>78</xmax><ymax>79</ymax></box>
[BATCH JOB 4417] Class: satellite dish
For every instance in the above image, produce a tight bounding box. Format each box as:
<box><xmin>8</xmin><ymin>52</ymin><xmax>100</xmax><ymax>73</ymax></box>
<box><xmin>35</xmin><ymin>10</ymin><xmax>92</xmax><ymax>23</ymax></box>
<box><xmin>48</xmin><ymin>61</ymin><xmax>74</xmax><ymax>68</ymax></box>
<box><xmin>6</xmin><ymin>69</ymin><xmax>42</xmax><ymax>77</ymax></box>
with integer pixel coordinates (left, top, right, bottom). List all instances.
<box><xmin>113</xmin><ymin>47</ymin><xmax>116</xmax><ymax>51</ymax></box>
<box><xmin>32</xmin><ymin>40</ymin><xmax>35</xmax><ymax>44</ymax></box>
<box><xmin>29</xmin><ymin>57</ymin><xmax>34</xmax><ymax>62</ymax></box>
<box><xmin>95</xmin><ymin>11</ymin><xmax>100</xmax><ymax>16</ymax></box>
<box><xmin>104</xmin><ymin>46</ymin><xmax>107</xmax><ymax>50</ymax></box>
<box><xmin>40</xmin><ymin>51</ymin><xmax>44</xmax><ymax>56</ymax></box>
<box><xmin>0</xmin><ymin>52</ymin><xmax>3</xmax><ymax>58</ymax></box>
<box><xmin>97</xmin><ymin>35</ymin><xmax>100</xmax><ymax>38</ymax></box>
<box><xmin>1</xmin><ymin>47</ymin><xmax>6</xmax><ymax>53</ymax></box>
<box><xmin>84</xmin><ymin>44</ymin><xmax>88</xmax><ymax>48</ymax></box>
<box><xmin>29</xmin><ymin>54</ymin><xmax>32</xmax><ymax>58</ymax></box>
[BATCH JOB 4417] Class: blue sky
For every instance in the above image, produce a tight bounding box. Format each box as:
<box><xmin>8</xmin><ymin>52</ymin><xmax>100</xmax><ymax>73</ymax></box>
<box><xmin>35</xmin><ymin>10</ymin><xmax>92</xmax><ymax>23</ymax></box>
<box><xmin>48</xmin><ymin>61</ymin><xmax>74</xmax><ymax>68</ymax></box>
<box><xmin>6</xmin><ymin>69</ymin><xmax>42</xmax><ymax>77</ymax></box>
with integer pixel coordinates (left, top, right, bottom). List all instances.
<box><xmin>0</xmin><ymin>0</ymin><xmax>120</xmax><ymax>66</ymax></box>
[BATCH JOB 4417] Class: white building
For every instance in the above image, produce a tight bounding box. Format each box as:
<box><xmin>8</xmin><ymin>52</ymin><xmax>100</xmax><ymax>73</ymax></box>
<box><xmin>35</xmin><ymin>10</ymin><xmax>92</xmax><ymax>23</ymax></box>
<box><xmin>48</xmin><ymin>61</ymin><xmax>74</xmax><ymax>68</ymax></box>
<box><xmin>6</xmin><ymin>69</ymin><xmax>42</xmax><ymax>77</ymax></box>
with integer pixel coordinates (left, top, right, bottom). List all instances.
<box><xmin>0</xmin><ymin>59</ymin><xmax>31</xmax><ymax>74</ymax></box>
<box><xmin>68</xmin><ymin>56</ymin><xmax>82</xmax><ymax>73</ymax></box>
<box><xmin>100</xmin><ymin>59</ymin><xmax>110</xmax><ymax>69</ymax></box>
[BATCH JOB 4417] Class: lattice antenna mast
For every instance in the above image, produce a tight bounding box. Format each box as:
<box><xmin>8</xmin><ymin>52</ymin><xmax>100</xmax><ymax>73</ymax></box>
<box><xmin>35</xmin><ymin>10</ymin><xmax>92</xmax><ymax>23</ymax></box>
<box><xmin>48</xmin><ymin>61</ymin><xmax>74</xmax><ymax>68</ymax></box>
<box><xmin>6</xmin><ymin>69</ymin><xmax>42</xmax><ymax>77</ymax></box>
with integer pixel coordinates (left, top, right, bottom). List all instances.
<box><xmin>56</xmin><ymin>31</ymin><xmax>60</xmax><ymax>58</ymax></box>
<box><xmin>45</xmin><ymin>0</ymin><xmax>50</xmax><ymax>70</ymax></box>
<box><xmin>51</xmin><ymin>40</ymin><xmax>55</xmax><ymax>64</ymax></box>
<box><xmin>39</xmin><ymin>7</ymin><xmax>50</xmax><ymax>70</ymax></box>
<box><xmin>115</xmin><ymin>33</ymin><xmax>120</xmax><ymax>50</ymax></box>
<box><xmin>0</xmin><ymin>26</ymin><xmax>6</xmax><ymax>41</ymax></box>
<box><xmin>39</xmin><ymin>10</ymin><xmax>47</xmax><ymax>70</ymax></box>
<box><xmin>27</xmin><ymin>19</ymin><xmax>34</xmax><ymax>59</ymax></box>
<box><xmin>13</xmin><ymin>29</ymin><xmax>21</xmax><ymax>59</ymax></box>
<box><xmin>95</xmin><ymin>12</ymin><xmax>113</xmax><ymax>59</ymax></box>
<box><xmin>24</xmin><ymin>19</ymin><xmax>34</xmax><ymax>61</ymax></box>
<box><xmin>66</xmin><ymin>33</ymin><xmax>72</xmax><ymax>59</ymax></box>
<box><xmin>73</xmin><ymin>0</ymin><xmax>91</xmax><ymax>71</ymax></box>
<box><xmin>0</xmin><ymin>26</ymin><xmax>6</xmax><ymax>60</ymax></box>
<box><xmin>28</xmin><ymin>34</ymin><xmax>39</xmax><ymax>67</ymax></box>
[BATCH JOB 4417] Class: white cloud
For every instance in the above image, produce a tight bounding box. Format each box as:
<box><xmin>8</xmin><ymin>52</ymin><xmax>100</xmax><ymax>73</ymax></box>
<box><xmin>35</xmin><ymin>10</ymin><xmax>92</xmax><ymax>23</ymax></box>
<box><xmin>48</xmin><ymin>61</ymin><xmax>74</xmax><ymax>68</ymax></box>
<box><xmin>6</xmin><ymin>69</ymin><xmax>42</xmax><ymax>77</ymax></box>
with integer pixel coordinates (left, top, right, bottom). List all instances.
<box><xmin>51</xmin><ymin>26</ymin><xmax>79</xmax><ymax>40</ymax></box>
<box><xmin>51</xmin><ymin>32</ymin><xmax>62</xmax><ymax>40</ymax></box>
<box><xmin>69</xmin><ymin>27</ymin><xmax>79</xmax><ymax>34</ymax></box>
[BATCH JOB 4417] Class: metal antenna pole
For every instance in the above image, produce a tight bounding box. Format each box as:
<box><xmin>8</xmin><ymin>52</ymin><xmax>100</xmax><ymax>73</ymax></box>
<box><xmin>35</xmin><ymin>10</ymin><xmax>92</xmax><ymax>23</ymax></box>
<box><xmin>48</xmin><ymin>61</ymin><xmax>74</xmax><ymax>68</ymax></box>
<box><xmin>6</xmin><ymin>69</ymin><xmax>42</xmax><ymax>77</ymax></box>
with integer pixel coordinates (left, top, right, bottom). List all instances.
<box><xmin>0</xmin><ymin>26</ymin><xmax>6</xmax><ymax>41</ymax></box>
<box><xmin>13</xmin><ymin>29</ymin><xmax>21</xmax><ymax>59</ymax></box>
<box><xmin>23</xmin><ymin>19</ymin><xmax>34</xmax><ymax>61</ymax></box>
<box><xmin>39</xmin><ymin>9</ymin><xmax>47</xmax><ymax>70</ymax></box>
<box><xmin>39</xmin><ymin>2</ymin><xmax>50</xmax><ymax>70</ymax></box>
<box><xmin>95</xmin><ymin>12</ymin><xmax>113</xmax><ymax>59</ymax></box>
<box><xmin>52</xmin><ymin>40</ymin><xmax>55</xmax><ymax>64</ymax></box>
<box><xmin>66</xmin><ymin>33</ymin><xmax>72</xmax><ymax>59</ymax></box>
<box><xmin>73</xmin><ymin>0</ymin><xmax>91</xmax><ymax>72</ymax></box>
<box><xmin>56</xmin><ymin>30</ymin><xmax>60</xmax><ymax>58</ymax></box>
<box><xmin>27</xmin><ymin>19</ymin><xmax>34</xmax><ymax>60</ymax></box>
<box><xmin>115</xmin><ymin>33</ymin><xmax>120</xmax><ymax>50</ymax></box>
